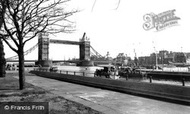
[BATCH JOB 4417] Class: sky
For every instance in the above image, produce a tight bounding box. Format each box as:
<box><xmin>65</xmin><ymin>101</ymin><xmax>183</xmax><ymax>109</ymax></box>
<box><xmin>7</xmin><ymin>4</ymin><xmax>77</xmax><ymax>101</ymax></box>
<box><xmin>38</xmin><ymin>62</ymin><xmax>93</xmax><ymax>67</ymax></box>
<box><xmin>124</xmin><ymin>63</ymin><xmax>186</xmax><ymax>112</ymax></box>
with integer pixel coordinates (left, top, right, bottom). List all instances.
<box><xmin>3</xmin><ymin>0</ymin><xmax>190</xmax><ymax>60</ymax></box>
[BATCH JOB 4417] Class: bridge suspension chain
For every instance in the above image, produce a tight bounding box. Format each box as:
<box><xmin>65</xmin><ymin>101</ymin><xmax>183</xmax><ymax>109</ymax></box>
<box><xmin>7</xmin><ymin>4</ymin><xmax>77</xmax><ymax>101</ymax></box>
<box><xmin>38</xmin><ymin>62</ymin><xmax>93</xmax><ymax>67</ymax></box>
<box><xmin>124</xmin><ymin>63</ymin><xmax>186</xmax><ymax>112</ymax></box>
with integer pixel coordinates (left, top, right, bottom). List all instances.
<box><xmin>6</xmin><ymin>43</ymin><xmax>39</xmax><ymax>60</ymax></box>
<box><xmin>6</xmin><ymin>42</ymin><xmax>102</xmax><ymax>60</ymax></box>
<box><xmin>90</xmin><ymin>45</ymin><xmax>103</xmax><ymax>58</ymax></box>
<box><xmin>90</xmin><ymin>51</ymin><xmax>96</xmax><ymax>57</ymax></box>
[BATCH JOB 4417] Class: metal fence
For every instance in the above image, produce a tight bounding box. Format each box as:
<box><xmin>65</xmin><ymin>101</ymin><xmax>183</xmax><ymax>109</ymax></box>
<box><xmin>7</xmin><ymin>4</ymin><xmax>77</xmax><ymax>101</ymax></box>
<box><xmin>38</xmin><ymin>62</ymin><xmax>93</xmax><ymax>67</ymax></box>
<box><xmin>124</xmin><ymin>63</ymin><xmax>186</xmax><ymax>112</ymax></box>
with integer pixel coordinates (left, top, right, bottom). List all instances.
<box><xmin>33</xmin><ymin>67</ymin><xmax>190</xmax><ymax>87</ymax></box>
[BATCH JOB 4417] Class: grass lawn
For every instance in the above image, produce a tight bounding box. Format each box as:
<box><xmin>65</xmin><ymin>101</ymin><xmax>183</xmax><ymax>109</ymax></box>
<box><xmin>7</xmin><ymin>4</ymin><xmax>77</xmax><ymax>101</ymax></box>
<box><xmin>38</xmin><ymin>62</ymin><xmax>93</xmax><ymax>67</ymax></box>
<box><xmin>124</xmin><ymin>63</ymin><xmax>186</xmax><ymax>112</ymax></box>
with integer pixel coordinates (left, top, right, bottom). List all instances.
<box><xmin>0</xmin><ymin>71</ymin><xmax>102</xmax><ymax>114</ymax></box>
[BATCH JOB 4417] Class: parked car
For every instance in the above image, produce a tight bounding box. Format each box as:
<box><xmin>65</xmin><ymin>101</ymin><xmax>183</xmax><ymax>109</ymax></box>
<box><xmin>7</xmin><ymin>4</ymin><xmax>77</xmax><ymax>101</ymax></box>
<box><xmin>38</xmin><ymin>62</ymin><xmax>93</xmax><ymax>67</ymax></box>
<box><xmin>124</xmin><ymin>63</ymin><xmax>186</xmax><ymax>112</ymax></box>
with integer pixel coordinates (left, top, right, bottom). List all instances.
<box><xmin>118</xmin><ymin>66</ymin><xmax>131</xmax><ymax>77</ymax></box>
<box><xmin>50</xmin><ymin>66</ymin><xmax>58</xmax><ymax>72</ymax></box>
<box><xmin>95</xmin><ymin>64</ymin><xmax>119</xmax><ymax>79</ymax></box>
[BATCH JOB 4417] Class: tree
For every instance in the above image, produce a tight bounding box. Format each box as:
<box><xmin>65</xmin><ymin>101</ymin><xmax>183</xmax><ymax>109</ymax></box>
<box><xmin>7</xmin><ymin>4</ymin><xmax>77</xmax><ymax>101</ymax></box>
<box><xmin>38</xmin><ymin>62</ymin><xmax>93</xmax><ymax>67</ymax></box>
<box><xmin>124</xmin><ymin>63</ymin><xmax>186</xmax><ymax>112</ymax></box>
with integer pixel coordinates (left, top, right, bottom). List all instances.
<box><xmin>91</xmin><ymin>0</ymin><xmax>121</xmax><ymax>11</ymax></box>
<box><xmin>0</xmin><ymin>0</ymin><xmax>77</xmax><ymax>90</ymax></box>
<box><xmin>0</xmin><ymin>40</ymin><xmax>6</xmax><ymax>77</ymax></box>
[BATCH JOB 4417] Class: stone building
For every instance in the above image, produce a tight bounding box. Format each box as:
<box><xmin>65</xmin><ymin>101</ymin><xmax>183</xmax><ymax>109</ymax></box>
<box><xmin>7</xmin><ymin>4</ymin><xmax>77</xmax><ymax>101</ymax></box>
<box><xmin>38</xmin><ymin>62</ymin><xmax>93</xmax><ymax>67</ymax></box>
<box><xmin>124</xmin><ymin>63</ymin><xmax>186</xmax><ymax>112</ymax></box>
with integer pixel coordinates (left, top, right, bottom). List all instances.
<box><xmin>138</xmin><ymin>50</ymin><xmax>190</xmax><ymax>67</ymax></box>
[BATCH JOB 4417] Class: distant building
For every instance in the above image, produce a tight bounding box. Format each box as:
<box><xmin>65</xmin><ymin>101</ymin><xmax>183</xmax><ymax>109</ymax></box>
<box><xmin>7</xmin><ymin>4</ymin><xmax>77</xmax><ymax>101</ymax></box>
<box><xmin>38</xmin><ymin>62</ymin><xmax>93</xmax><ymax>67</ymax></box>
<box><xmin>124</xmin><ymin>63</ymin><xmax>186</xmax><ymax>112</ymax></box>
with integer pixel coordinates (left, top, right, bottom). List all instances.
<box><xmin>138</xmin><ymin>56</ymin><xmax>150</xmax><ymax>65</ymax></box>
<box><xmin>173</xmin><ymin>52</ymin><xmax>186</xmax><ymax>63</ymax></box>
<box><xmin>138</xmin><ymin>50</ymin><xmax>190</xmax><ymax>66</ymax></box>
<box><xmin>185</xmin><ymin>53</ymin><xmax>190</xmax><ymax>64</ymax></box>
<box><xmin>115</xmin><ymin>53</ymin><xmax>131</xmax><ymax>66</ymax></box>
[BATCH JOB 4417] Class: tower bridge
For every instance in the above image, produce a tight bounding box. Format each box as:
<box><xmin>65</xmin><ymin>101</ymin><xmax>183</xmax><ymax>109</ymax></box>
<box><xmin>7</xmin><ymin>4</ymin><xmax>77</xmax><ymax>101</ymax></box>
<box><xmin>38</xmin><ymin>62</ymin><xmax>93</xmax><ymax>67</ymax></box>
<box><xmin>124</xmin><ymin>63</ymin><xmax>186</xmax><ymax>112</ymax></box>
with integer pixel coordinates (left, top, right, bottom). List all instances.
<box><xmin>38</xmin><ymin>32</ymin><xmax>92</xmax><ymax>66</ymax></box>
<box><xmin>6</xmin><ymin>32</ymin><xmax>107</xmax><ymax>66</ymax></box>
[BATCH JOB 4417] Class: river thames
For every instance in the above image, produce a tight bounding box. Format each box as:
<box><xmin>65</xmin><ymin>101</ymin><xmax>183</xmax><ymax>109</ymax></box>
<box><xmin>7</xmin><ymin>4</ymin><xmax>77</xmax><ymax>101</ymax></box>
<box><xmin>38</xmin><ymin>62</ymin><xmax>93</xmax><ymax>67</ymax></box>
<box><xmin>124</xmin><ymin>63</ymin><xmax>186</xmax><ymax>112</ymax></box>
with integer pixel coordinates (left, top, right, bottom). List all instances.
<box><xmin>54</xmin><ymin>65</ymin><xmax>102</xmax><ymax>77</ymax></box>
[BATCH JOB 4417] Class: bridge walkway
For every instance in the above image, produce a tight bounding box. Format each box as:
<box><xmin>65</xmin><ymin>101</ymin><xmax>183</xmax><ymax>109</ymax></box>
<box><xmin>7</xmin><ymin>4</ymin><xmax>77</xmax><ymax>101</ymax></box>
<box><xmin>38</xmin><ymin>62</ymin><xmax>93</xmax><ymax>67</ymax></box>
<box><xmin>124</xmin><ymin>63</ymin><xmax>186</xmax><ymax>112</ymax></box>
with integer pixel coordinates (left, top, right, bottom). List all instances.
<box><xmin>14</xmin><ymin>75</ymin><xmax>190</xmax><ymax>114</ymax></box>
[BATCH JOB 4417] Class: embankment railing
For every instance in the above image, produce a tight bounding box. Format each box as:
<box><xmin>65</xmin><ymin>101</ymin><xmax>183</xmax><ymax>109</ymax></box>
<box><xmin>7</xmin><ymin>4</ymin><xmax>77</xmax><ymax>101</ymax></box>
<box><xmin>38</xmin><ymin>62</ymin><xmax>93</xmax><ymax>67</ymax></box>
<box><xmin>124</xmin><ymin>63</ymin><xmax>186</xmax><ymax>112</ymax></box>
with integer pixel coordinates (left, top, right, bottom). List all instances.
<box><xmin>33</xmin><ymin>67</ymin><xmax>190</xmax><ymax>87</ymax></box>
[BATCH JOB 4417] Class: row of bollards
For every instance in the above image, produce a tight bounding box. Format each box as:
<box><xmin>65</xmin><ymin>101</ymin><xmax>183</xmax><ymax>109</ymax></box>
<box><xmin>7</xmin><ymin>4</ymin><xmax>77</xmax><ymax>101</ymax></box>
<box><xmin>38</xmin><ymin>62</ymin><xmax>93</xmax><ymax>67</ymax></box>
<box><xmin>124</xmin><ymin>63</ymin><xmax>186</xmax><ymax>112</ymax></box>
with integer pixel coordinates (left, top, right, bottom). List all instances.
<box><xmin>148</xmin><ymin>76</ymin><xmax>186</xmax><ymax>86</ymax></box>
<box><xmin>182</xmin><ymin>78</ymin><xmax>185</xmax><ymax>86</ymax></box>
<box><xmin>124</xmin><ymin>72</ymin><xmax>186</xmax><ymax>87</ymax></box>
<box><xmin>126</xmin><ymin>74</ymin><xmax>128</xmax><ymax>80</ymax></box>
<box><xmin>149</xmin><ymin>76</ymin><xmax>152</xmax><ymax>83</ymax></box>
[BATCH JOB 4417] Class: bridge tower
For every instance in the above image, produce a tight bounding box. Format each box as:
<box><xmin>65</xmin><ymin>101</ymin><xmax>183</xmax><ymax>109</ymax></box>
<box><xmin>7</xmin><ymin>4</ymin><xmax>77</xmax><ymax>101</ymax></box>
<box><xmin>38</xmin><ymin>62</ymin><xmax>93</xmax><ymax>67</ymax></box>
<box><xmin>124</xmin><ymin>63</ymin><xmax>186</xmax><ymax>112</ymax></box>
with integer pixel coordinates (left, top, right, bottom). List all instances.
<box><xmin>80</xmin><ymin>33</ymin><xmax>90</xmax><ymax>61</ymax></box>
<box><xmin>37</xmin><ymin>32</ymin><xmax>52</xmax><ymax>67</ymax></box>
<box><xmin>37</xmin><ymin>32</ymin><xmax>93</xmax><ymax>66</ymax></box>
<box><xmin>79</xmin><ymin>33</ymin><xmax>93</xmax><ymax>66</ymax></box>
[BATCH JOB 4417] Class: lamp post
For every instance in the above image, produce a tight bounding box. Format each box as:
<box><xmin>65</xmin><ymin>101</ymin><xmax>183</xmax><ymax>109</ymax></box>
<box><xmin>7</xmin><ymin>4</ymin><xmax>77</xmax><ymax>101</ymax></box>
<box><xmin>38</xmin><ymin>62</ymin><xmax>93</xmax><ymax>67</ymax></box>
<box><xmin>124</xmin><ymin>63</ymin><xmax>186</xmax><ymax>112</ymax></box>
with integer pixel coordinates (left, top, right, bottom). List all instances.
<box><xmin>154</xmin><ymin>46</ymin><xmax>158</xmax><ymax>70</ymax></box>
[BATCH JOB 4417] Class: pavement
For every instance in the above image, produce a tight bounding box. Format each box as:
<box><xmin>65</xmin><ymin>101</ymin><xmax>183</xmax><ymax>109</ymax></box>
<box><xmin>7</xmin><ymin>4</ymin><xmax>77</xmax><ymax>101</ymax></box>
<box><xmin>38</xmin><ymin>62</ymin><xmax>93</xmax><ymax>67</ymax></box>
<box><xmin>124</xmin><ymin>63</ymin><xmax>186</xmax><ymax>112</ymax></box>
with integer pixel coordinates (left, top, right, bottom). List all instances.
<box><xmin>14</xmin><ymin>75</ymin><xmax>190</xmax><ymax>114</ymax></box>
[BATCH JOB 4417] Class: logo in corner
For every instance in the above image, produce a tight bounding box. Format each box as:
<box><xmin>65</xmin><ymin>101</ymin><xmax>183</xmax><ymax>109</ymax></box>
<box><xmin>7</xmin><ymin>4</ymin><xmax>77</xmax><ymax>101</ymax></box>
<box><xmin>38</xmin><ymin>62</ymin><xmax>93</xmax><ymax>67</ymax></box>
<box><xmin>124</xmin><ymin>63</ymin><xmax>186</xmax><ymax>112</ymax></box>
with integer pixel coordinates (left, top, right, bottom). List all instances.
<box><xmin>143</xmin><ymin>9</ymin><xmax>180</xmax><ymax>31</ymax></box>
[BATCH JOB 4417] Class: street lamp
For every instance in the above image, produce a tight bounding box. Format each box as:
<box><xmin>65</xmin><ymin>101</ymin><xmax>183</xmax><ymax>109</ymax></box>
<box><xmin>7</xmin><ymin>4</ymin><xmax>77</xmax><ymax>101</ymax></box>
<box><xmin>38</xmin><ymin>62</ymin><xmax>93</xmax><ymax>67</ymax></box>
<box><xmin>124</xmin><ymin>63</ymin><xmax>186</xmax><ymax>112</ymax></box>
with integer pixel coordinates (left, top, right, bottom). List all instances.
<box><xmin>154</xmin><ymin>46</ymin><xmax>158</xmax><ymax>70</ymax></box>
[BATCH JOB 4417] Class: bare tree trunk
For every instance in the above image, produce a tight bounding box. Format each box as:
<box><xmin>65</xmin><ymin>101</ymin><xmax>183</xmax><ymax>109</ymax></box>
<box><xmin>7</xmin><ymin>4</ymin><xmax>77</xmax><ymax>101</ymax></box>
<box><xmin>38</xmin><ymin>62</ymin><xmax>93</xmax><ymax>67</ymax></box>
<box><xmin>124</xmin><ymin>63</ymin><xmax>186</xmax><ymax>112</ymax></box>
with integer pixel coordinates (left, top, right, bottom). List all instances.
<box><xmin>0</xmin><ymin>39</ymin><xmax>6</xmax><ymax>77</ymax></box>
<box><xmin>0</xmin><ymin>1</ymin><xmax>6</xmax><ymax>77</ymax></box>
<box><xmin>18</xmin><ymin>46</ymin><xmax>25</xmax><ymax>90</ymax></box>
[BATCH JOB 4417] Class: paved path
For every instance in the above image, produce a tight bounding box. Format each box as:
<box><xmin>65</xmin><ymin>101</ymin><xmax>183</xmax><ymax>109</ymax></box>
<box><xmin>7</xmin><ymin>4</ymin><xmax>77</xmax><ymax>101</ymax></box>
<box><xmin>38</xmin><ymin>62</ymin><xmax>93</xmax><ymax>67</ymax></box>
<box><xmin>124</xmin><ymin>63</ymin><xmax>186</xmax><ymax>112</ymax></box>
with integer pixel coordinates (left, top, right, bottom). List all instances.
<box><xmin>15</xmin><ymin>75</ymin><xmax>190</xmax><ymax>114</ymax></box>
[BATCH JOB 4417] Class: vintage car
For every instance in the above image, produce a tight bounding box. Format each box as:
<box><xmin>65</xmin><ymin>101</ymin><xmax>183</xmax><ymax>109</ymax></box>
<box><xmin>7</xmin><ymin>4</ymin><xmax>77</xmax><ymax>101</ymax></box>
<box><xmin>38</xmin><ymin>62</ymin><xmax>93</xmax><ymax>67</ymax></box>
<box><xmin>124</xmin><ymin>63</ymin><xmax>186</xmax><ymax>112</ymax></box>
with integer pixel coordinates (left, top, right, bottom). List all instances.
<box><xmin>94</xmin><ymin>65</ymin><xmax>120</xmax><ymax>79</ymax></box>
<box><xmin>118</xmin><ymin>66</ymin><xmax>132</xmax><ymax>77</ymax></box>
<box><xmin>50</xmin><ymin>66</ymin><xmax>59</xmax><ymax>72</ymax></box>
<box><xmin>118</xmin><ymin>66</ymin><xmax>149</xmax><ymax>79</ymax></box>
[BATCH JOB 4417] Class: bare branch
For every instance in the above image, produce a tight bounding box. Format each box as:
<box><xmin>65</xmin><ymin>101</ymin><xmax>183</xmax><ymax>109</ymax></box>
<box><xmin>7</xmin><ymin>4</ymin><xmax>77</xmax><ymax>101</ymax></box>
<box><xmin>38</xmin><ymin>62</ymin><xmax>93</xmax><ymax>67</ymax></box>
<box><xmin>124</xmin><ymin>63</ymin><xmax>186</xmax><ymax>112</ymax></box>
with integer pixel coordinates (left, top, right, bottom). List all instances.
<box><xmin>115</xmin><ymin>0</ymin><xmax>121</xmax><ymax>10</ymax></box>
<box><xmin>2</xmin><ymin>14</ymin><xmax>19</xmax><ymax>48</ymax></box>
<box><xmin>1</xmin><ymin>0</ymin><xmax>77</xmax><ymax>48</ymax></box>
<box><xmin>91</xmin><ymin>0</ymin><xmax>97</xmax><ymax>12</ymax></box>
<box><xmin>1</xmin><ymin>36</ymin><xmax>18</xmax><ymax>53</ymax></box>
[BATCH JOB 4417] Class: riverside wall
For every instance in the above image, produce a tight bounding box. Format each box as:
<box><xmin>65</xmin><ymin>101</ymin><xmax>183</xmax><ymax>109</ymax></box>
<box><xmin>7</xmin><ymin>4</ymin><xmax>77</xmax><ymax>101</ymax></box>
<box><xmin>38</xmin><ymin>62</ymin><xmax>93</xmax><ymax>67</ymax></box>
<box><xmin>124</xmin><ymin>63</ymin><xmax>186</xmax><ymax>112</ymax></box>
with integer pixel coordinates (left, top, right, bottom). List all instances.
<box><xmin>30</xmin><ymin>71</ymin><xmax>190</xmax><ymax>105</ymax></box>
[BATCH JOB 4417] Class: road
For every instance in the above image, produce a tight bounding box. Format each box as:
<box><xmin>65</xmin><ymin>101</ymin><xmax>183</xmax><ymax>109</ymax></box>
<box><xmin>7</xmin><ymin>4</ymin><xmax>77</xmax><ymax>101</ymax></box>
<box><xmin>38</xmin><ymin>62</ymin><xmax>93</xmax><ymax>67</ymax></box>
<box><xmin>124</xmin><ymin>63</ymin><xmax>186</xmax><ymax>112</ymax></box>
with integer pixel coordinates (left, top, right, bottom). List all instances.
<box><xmin>15</xmin><ymin>75</ymin><xmax>190</xmax><ymax>114</ymax></box>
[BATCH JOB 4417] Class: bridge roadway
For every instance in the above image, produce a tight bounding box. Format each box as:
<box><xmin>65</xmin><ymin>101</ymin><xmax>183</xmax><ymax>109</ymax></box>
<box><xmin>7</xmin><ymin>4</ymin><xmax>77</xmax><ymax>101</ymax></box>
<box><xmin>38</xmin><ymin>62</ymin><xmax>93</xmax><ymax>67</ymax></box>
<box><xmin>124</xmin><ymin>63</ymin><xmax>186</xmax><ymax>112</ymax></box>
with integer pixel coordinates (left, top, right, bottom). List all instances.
<box><xmin>5</xmin><ymin>60</ymin><xmax>109</xmax><ymax>62</ymax></box>
<box><xmin>6</xmin><ymin>59</ymin><xmax>115</xmax><ymax>64</ymax></box>
<box><xmin>14</xmin><ymin>75</ymin><xmax>190</xmax><ymax>114</ymax></box>
<box><xmin>49</xmin><ymin>39</ymin><xmax>82</xmax><ymax>45</ymax></box>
